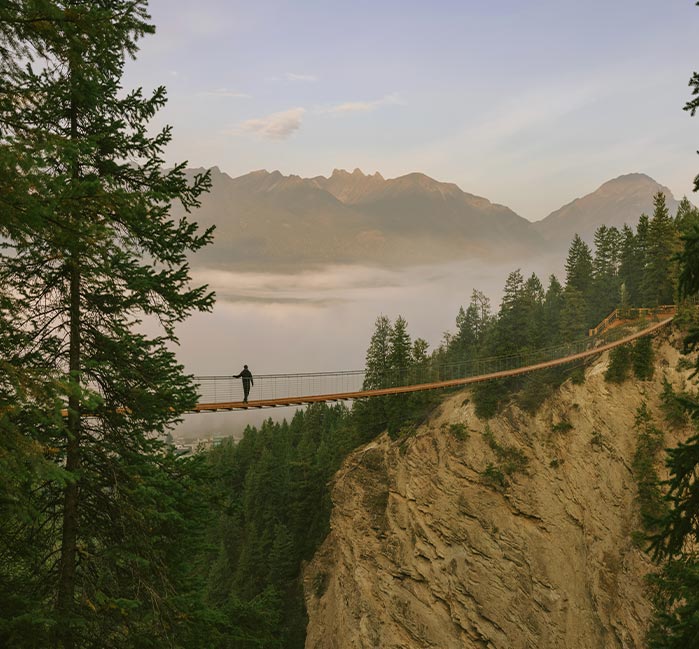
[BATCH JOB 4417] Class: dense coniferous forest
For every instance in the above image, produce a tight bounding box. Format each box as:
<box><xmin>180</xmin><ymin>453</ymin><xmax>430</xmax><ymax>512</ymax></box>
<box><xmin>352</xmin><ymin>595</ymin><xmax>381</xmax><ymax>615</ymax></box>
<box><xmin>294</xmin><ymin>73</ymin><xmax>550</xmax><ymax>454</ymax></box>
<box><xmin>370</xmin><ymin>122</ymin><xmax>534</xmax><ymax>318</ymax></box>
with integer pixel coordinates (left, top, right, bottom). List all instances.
<box><xmin>2</xmin><ymin>2</ymin><xmax>699</xmax><ymax>648</ymax></box>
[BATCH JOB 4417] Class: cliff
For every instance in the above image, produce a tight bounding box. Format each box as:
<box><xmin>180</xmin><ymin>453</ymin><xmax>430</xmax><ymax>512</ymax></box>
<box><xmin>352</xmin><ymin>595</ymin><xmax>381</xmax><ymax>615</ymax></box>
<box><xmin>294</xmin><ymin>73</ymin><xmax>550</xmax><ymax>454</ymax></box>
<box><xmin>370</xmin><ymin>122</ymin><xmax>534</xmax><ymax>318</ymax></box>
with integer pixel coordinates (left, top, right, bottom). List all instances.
<box><xmin>303</xmin><ymin>331</ymin><xmax>693</xmax><ymax>648</ymax></box>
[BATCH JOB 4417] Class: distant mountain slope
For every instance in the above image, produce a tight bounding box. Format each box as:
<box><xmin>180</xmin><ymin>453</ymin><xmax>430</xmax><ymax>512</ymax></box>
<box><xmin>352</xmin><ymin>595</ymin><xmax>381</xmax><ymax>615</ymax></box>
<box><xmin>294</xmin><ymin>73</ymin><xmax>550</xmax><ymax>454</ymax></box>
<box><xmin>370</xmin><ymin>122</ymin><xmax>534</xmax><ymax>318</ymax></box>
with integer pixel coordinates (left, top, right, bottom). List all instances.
<box><xmin>178</xmin><ymin>168</ymin><xmax>688</xmax><ymax>271</ymax></box>
<box><xmin>180</xmin><ymin>167</ymin><xmax>546</xmax><ymax>270</ymax></box>
<box><xmin>534</xmin><ymin>173</ymin><xmax>682</xmax><ymax>244</ymax></box>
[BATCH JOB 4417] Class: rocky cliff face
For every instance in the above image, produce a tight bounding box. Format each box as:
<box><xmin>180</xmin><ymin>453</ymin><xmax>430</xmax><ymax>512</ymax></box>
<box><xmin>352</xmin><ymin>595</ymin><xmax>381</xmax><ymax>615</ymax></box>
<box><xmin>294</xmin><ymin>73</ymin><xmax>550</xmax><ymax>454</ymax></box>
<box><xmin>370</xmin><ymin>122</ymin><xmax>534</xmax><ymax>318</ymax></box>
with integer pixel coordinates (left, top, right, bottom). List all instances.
<box><xmin>303</xmin><ymin>333</ymin><xmax>693</xmax><ymax>649</ymax></box>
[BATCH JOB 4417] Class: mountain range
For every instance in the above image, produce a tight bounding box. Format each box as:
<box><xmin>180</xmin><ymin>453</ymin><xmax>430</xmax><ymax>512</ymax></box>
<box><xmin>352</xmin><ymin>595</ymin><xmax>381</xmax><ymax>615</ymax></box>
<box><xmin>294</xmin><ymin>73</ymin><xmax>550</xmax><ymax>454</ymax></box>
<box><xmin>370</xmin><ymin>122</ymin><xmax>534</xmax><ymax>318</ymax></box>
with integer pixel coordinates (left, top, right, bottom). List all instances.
<box><xmin>178</xmin><ymin>168</ymin><xmax>685</xmax><ymax>271</ymax></box>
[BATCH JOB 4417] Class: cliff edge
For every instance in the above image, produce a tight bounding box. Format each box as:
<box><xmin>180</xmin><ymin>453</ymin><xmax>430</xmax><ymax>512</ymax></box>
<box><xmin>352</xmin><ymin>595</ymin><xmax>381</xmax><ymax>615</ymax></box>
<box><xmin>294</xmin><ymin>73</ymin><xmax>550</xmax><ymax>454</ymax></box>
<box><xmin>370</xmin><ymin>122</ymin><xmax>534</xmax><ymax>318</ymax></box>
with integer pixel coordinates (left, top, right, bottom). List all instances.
<box><xmin>303</xmin><ymin>331</ymin><xmax>693</xmax><ymax>649</ymax></box>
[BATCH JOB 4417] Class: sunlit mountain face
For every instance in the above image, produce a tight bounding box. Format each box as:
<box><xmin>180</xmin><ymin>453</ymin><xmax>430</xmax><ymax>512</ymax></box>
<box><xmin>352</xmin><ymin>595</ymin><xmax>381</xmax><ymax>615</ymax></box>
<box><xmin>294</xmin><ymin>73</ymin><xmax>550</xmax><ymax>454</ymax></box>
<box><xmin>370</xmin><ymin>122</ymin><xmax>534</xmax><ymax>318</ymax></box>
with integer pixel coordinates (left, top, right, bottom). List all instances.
<box><xmin>178</xmin><ymin>167</ymin><xmax>684</xmax><ymax>272</ymax></box>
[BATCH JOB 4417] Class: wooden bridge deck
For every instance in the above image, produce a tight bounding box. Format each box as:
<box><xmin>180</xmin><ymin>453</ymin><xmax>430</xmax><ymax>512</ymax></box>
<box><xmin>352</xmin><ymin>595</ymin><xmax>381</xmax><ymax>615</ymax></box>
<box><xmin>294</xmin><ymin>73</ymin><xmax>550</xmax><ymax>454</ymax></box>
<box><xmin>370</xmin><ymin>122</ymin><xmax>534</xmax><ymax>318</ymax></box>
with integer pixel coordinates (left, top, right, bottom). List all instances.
<box><xmin>192</xmin><ymin>315</ymin><xmax>674</xmax><ymax>412</ymax></box>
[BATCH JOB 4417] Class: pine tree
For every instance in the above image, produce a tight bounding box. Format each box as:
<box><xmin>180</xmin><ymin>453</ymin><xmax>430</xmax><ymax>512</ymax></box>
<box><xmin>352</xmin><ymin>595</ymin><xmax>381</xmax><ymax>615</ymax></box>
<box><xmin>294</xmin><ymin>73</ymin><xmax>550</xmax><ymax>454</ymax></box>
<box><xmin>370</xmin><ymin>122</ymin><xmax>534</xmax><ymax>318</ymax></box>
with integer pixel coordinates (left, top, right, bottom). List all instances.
<box><xmin>523</xmin><ymin>273</ymin><xmax>545</xmax><ymax>349</ymax></box>
<box><xmin>644</xmin><ymin>192</ymin><xmax>679</xmax><ymax>306</ymax></box>
<box><xmin>619</xmin><ymin>224</ymin><xmax>643</xmax><ymax>308</ymax></box>
<box><xmin>362</xmin><ymin>315</ymin><xmax>392</xmax><ymax>390</ymax></box>
<box><xmin>470</xmin><ymin>289</ymin><xmax>492</xmax><ymax>343</ymax></box>
<box><xmin>355</xmin><ymin>315</ymin><xmax>392</xmax><ymax>438</ymax></box>
<box><xmin>591</xmin><ymin>225</ymin><xmax>622</xmax><ymax>321</ymax></box>
<box><xmin>565</xmin><ymin>234</ymin><xmax>594</xmax><ymax>296</ymax></box>
<box><xmin>388</xmin><ymin>315</ymin><xmax>412</xmax><ymax>387</ymax></box>
<box><xmin>648</xmin><ymin>30</ymin><xmax>699</xmax><ymax>646</ymax></box>
<box><xmin>0</xmin><ymin>3</ymin><xmax>217</xmax><ymax>646</ymax></box>
<box><xmin>453</xmin><ymin>305</ymin><xmax>476</xmax><ymax>357</ymax></box>
<box><xmin>560</xmin><ymin>287</ymin><xmax>589</xmax><ymax>340</ymax></box>
<box><xmin>674</xmin><ymin>196</ymin><xmax>699</xmax><ymax>235</ymax></box>
<box><xmin>411</xmin><ymin>337</ymin><xmax>430</xmax><ymax>383</ymax></box>
<box><xmin>496</xmin><ymin>269</ymin><xmax>528</xmax><ymax>354</ymax></box>
<box><xmin>386</xmin><ymin>315</ymin><xmax>414</xmax><ymax>436</ymax></box>
<box><xmin>542</xmin><ymin>275</ymin><xmax>564</xmax><ymax>345</ymax></box>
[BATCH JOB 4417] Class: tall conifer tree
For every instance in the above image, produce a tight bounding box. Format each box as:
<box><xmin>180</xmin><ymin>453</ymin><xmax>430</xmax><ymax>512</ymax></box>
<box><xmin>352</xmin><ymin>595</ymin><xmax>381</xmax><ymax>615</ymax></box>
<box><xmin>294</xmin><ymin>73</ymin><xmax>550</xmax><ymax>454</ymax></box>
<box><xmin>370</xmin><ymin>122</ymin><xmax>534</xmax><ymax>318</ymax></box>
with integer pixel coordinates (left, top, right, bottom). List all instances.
<box><xmin>564</xmin><ymin>234</ymin><xmax>594</xmax><ymax>296</ymax></box>
<box><xmin>649</xmin><ymin>12</ymin><xmax>699</xmax><ymax>645</ymax></box>
<box><xmin>591</xmin><ymin>225</ymin><xmax>622</xmax><ymax>320</ymax></box>
<box><xmin>0</xmin><ymin>2</ymin><xmax>216</xmax><ymax>647</ymax></box>
<box><xmin>644</xmin><ymin>192</ymin><xmax>679</xmax><ymax>306</ymax></box>
<box><xmin>674</xmin><ymin>196</ymin><xmax>699</xmax><ymax>235</ymax></box>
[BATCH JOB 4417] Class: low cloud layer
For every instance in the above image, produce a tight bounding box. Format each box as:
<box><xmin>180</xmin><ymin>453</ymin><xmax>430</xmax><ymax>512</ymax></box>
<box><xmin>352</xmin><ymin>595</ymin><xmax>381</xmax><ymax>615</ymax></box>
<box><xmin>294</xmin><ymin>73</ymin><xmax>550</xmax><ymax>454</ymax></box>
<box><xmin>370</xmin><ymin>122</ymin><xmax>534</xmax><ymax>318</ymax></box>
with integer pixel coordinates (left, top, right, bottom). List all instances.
<box><xmin>193</xmin><ymin>265</ymin><xmax>403</xmax><ymax>306</ymax></box>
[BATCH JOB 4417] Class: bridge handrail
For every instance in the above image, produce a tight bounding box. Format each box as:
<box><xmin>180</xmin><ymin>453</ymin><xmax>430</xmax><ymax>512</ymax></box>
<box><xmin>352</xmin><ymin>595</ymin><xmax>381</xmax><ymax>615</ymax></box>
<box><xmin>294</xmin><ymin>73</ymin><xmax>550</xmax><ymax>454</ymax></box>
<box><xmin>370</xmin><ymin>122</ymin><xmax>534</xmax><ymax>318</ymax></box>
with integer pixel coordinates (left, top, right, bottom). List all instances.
<box><xmin>588</xmin><ymin>304</ymin><xmax>677</xmax><ymax>337</ymax></box>
<box><xmin>192</xmin><ymin>315</ymin><xmax>675</xmax><ymax>411</ymax></box>
<box><xmin>194</xmin><ymin>331</ymin><xmax>608</xmax><ymax>384</ymax></box>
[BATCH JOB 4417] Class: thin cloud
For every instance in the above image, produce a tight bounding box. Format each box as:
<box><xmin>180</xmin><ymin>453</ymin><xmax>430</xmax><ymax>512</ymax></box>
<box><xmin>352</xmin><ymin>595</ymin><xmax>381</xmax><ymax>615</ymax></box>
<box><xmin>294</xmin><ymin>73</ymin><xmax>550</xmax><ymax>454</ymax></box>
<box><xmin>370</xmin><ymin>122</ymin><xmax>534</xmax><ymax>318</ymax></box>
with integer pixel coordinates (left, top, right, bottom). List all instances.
<box><xmin>235</xmin><ymin>107</ymin><xmax>306</xmax><ymax>139</ymax></box>
<box><xmin>285</xmin><ymin>72</ymin><xmax>317</xmax><ymax>82</ymax></box>
<box><xmin>200</xmin><ymin>88</ymin><xmax>251</xmax><ymax>98</ymax></box>
<box><xmin>324</xmin><ymin>93</ymin><xmax>402</xmax><ymax>114</ymax></box>
<box><xmin>268</xmin><ymin>72</ymin><xmax>318</xmax><ymax>82</ymax></box>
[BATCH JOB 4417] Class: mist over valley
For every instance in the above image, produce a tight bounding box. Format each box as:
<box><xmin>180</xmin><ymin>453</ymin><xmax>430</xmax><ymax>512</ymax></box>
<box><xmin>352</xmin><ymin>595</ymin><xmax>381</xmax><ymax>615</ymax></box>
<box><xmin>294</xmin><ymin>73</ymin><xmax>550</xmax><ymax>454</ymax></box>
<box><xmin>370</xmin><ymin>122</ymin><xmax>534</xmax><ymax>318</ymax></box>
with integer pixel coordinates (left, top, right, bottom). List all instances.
<box><xmin>173</xmin><ymin>168</ymin><xmax>689</xmax><ymax>439</ymax></box>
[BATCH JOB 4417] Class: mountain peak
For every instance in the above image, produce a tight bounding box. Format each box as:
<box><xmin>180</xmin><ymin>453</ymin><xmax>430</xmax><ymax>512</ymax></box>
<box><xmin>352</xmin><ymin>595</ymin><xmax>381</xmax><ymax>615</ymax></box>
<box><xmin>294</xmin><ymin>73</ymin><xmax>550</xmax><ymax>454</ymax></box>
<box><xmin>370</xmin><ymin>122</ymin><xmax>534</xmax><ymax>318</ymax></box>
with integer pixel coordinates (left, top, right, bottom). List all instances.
<box><xmin>602</xmin><ymin>172</ymin><xmax>656</xmax><ymax>184</ymax></box>
<box><xmin>330</xmin><ymin>168</ymin><xmax>367</xmax><ymax>179</ymax></box>
<box><xmin>596</xmin><ymin>173</ymin><xmax>664</xmax><ymax>194</ymax></box>
<box><xmin>534</xmin><ymin>172</ymin><xmax>680</xmax><ymax>243</ymax></box>
<box><xmin>320</xmin><ymin>168</ymin><xmax>387</xmax><ymax>203</ymax></box>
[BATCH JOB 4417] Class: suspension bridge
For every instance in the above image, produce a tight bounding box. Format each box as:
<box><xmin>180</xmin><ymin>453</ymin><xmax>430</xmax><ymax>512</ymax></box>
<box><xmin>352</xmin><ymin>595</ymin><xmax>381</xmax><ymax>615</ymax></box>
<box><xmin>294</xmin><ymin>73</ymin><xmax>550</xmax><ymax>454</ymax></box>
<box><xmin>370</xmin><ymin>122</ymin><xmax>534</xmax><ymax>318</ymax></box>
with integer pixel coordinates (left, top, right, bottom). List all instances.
<box><xmin>192</xmin><ymin>306</ymin><xmax>677</xmax><ymax>413</ymax></box>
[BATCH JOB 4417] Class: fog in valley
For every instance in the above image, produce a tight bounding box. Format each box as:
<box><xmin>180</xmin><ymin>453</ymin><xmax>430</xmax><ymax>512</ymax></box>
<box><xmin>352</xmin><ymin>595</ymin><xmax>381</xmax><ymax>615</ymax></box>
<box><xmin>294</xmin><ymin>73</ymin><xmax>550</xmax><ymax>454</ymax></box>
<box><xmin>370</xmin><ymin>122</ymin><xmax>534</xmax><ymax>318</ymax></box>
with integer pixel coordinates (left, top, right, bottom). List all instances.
<box><xmin>172</xmin><ymin>251</ymin><xmax>564</xmax><ymax>440</ymax></box>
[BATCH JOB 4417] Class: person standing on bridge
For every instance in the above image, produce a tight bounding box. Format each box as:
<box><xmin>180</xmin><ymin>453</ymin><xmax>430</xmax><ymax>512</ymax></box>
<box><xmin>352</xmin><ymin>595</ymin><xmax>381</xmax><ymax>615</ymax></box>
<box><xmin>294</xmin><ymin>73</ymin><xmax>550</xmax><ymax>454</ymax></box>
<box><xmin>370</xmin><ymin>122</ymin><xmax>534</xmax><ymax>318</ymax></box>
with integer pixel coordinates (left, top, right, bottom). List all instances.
<box><xmin>234</xmin><ymin>365</ymin><xmax>254</xmax><ymax>403</ymax></box>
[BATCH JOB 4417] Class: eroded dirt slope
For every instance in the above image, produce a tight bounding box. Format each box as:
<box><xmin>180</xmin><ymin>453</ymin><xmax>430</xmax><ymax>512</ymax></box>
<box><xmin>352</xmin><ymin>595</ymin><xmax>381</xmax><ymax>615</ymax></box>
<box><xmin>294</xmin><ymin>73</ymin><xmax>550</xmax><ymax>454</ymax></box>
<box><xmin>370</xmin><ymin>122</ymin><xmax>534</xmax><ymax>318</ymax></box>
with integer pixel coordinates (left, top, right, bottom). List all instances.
<box><xmin>304</xmin><ymin>333</ymin><xmax>693</xmax><ymax>649</ymax></box>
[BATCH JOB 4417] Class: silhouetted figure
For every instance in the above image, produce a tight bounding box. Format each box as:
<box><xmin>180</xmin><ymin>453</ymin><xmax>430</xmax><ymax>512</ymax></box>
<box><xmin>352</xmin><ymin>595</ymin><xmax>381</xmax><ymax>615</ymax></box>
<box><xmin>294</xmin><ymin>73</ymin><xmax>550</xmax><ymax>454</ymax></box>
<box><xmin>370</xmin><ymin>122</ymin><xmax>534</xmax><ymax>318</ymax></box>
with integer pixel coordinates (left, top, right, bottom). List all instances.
<box><xmin>234</xmin><ymin>364</ymin><xmax>254</xmax><ymax>403</ymax></box>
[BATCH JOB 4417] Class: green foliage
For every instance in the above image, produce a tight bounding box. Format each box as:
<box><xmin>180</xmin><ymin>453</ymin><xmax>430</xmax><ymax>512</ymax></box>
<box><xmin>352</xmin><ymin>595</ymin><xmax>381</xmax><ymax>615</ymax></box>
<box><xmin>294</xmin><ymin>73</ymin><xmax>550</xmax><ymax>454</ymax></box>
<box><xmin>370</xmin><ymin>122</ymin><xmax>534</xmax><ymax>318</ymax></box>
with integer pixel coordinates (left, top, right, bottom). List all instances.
<box><xmin>647</xmin><ymin>557</ymin><xmax>699</xmax><ymax>649</ymax></box>
<box><xmin>631</xmin><ymin>402</ymin><xmax>666</xmax><ymax>535</ymax></box>
<box><xmin>565</xmin><ymin>234</ymin><xmax>594</xmax><ymax>296</ymax></box>
<box><xmin>648</xmin><ymin>54</ymin><xmax>699</xmax><ymax>642</ymax></box>
<box><xmin>542</xmin><ymin>275</ymin><xmax>564</xmax><ymax>344</ymax></box>
<box><xmin>312</xmin><ymin>572</ymin><xmax>329</xmax><ymax>599</ymax></box>
<box><xmin>570</xmin><ymin>365</ymin><xmax>586</xmax><ymax>384</ymax></box>
<box><xmin>203</xmin><ymin>404</ymin><xmax>359</xmax><ymax>647</ymax></box>
<box><xmin>516</xmin><ymin>367</ymin><xmax>569</xmax><ymax>414</ymax></box>
<box><xmin>644</xmin><ymin>193</ymin><xmax>680</xmax><ymax>307</ymax></box>
<box><xmin>590</xmin><ymin>429</ymin><xmax>604</xmax><ymax>447</ymax></box>
<box><xmin>446</xmin><ymin>422</ymin><xmax>469</xmax><ymax>441</ymax></box>
<box><xmin>473</xmin><ymin>379</ymin><xmax>508</xmax><ymax>419</ymax></box>
<box><xmin>605</xmin><ymin>345</ymin><xmax>632</xmax><ymax>383</ymax></box>
<box><xmin>482</xmin><ymin>425</ymin><xmax>528</xmax><ymax>480</ymax></box>
<box><xmin>482</xmin><ymin>463</ymin><xmax>507</xmax><ymax>489</ymax></box>
<box><xmin>674</xmin><ymin>196</ymin><xmax>699</xmax><ymax>236</ymax></box>
<box><xmin>551</xmin><ymin>419</ymin><xmax>574</xmax><ymax>433</ymax></box>
<box><xmin>676</xmin><ymin>355</ymin><xmax>696</xmax><ymax>371</ymax></box>
<box><xmin>660</xmin><ymin>377</ymin><xmax>689</xmax><ymax>428</ymax></box>
<box><xmin>0</xmin><ymin>3</ymin><xmax>219</xmax><ymax>646</ymax></box>
<box><xmin>632</xmin><ymin>337</ymin><xmax>655</xmax><ymax>380</ymax></box>
<box><xmin>591</xmin><ymin>225</ymin><xmax>623</xmax><ymax>322</ymax></box>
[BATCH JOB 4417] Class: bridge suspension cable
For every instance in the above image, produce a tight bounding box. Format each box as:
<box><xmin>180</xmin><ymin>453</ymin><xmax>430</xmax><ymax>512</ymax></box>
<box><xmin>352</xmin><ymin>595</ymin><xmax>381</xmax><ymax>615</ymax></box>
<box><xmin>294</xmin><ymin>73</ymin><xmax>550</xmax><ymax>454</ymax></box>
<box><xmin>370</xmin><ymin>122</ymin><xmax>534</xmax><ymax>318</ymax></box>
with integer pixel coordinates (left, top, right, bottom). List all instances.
<box><xmin>192</xmin><ymin>310</ymin><xmax>675</xmax><ymax>413</ymax></box>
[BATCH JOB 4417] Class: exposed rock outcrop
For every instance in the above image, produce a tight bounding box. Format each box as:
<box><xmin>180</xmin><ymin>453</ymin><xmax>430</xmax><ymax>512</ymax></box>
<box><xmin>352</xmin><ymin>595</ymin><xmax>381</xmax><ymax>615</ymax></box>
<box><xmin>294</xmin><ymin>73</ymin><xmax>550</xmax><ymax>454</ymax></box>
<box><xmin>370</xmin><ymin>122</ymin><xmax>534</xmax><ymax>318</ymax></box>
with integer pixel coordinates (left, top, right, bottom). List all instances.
<box><xmin>304</xmin><ymin>333</ymin><xmax>693</xmax><ymax>648</ymax></box>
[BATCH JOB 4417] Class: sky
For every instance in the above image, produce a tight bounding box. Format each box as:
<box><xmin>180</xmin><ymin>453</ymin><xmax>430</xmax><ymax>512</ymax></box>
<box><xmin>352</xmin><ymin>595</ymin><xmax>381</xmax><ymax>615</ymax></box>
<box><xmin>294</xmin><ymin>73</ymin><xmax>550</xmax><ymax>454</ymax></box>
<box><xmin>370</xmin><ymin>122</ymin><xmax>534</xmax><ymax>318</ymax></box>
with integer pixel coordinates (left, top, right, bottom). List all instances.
<box><xmin>123</xmin><ymin>0</ymin><xmax>699</xmax><ymax>221</ymax></box>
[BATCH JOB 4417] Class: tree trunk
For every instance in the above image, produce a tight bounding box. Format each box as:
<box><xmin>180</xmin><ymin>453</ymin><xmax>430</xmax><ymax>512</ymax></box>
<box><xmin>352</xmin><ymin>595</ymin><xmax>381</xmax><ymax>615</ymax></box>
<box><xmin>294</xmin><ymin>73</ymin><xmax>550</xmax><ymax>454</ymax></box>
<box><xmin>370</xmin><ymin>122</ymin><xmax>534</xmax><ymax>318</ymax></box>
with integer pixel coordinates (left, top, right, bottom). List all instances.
<box><xmin>56</xmin><ymin>73</ymin><xmax>81</xmax><ymax>649</ymax></box>
<box><xmin>56</xmin><ymin>260</ymin><xmax>81</xmax><ymax>649</ymax></box>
